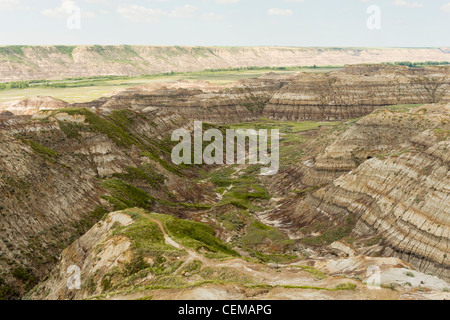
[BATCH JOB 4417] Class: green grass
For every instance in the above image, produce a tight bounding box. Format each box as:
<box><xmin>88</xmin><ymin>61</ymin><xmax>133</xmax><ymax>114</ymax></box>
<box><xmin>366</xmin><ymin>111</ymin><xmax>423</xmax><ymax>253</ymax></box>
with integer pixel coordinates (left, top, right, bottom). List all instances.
<box><xmin>291</xmin><ymin>185</ymin><xmax>322</xmax><ymax>197</ymax></box>
<box><xmin>405</xmin><ymin>271</ymin><xmax>415</xmax><ymax>278</ymax></box>
<box><xmin>140</xmin><ymin>151</ymin><xmax>183</xmax><ymax>177</ymax></box>
<box><xmin>208</xmin><ymin>167</ymin><xmax>236</xmax><ymax>187</ymax></box>
<box><xmin>55</xmin><ymin>108</ymin><xmax>137</xmax><ymax>147</ymax></box>
<box><xmin>292</xmin><ymin>266</ymin><xmax>327</xmax><ymax>280</ymax></box>
<box><xmin>378</xmin><ymin>104</ymin><xmax>423</xmax><ymax>113</ymax></box>
<box><xmin>102</xmin><ymin>179</ymin><xmax>155</xmax><ymax>211</ymax></box>
<box><xmin>207</xmin><ymin>165</ymin><xmax>271</xmax><ymax>210</ymax></box>
<box><xmin>73</xmin><ymin>206</ymin><xmax>108</xmax><ymax>236</ymax></box>
<box><xmin>228</xmin><ymin>119</ymin><xmax>340</xmax><ymax>168</ymax></box>
<box><xmin>279</xmin><ymin>282</ymin><xmax>356</xmax><ymax>291</ymax></box>
<box><xmin>113</xmin><ymin>211</ymin><xmax>178</xmax><ymax>255</ymax></box>
<box><xmin>113</xmin><ymin>165</ymin><xmax>165</xmax><ymax>189</ymax></box>
<box><xmin>181</xmin><ymin>260</ymin><xmax>203</xmax><ymax>274</ymax></box>
<box><xmin>301</xmin><ymin>215</ymin><xmax>356</xmax><ymax>246</ymax></box>
<box><xmin>149</xmin><ymin>213</ymin><xmax>239</xmax><ymax>258</ymax></box>
<box><xmin>54</xmin><ymin>46</ymin><xmax>76</xmax><ymax>59</ymax></box>
<box><xmin>434</xmin><ymin>128</ymin><xmax>450</xmax><ymax>141</ymax></box>
<box><xmin>0</xmin><ymin>66</ymin><xmax>338</xmax><ymax>104</ymax></box>
<box><xmin>21</xmin><ymin>139</ymin><xmax>59</xmax><ymax>162</ymax></box>
<box><xmin>0</xmin><ymin>45</ymin><xmax>25</xmax><ymax>57</ymax></box>
<box><xmin>11</xmin><ymin>268</ymin><xmax>37</xmax><ymax>291</ymax></box>
<box><xmin>58</xmin><ymin>120</ymin><xmax>84</xmax><ymax>139</ymax></box>
<box><xmin>164</xmin><ymin>218</ymin><xmax>239</xmax><ymax>258</ymax></box>
<box><xmin>241</xmin><ymin>221</ymin><xmax>291</xmax><ymax>246</ymax></box>
<box><xmin>220</xmin><ymin>184</ymin><xmax>271</xmax><ymax>210</ymax></box>
<box><xmin>0</xmin><ymin>277</ymin><xmax>19</xmax><ymax>300</ymax></box>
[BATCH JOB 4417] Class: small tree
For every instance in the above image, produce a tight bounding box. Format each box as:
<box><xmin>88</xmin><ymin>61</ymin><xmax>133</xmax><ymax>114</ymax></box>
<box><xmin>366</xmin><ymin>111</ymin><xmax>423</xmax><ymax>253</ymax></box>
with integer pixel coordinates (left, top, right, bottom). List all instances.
<box><xmin>410</xmin><ymin>73</ymin><xmax>450</xmax><ymax>104</ymax></box>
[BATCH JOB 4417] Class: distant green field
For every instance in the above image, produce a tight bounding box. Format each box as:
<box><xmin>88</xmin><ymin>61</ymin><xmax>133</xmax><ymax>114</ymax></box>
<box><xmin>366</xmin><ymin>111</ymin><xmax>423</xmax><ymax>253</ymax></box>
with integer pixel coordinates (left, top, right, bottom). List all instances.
<box><xmin>0</xmin><ymin>66</ymin><xmax>340</xmax><ymax>105</ymax></box>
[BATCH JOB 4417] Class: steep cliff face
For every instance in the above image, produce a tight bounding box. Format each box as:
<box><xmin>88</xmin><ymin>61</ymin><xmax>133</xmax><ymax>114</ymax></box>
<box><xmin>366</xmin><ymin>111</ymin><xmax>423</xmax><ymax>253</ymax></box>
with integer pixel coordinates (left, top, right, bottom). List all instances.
<box><xmin>0</xmin><ymin>108</ymin><xmax>212</xmax><ymax>299</ymax></box>
<box><xmin>63</xmin><ymin>66</ymin><xmax>449</xmax><ymax>125</ymax></box>
<box><xmin>91</xmin><ymin>77</ymin><xmax>288</xmax><ymax>124</ymax></box>
<box><xmin>264</xmin><ymin>66</ymin><xmax>450</xmax><ymax>121</ymax></box>
<box><xmin>267</xmin><ymin>104</ymin><xmax>450</xmax><ymax>281</ymax></box>
<box><xmin>1</xmin><ymin>46</ymin><xmax>449</xmax><ymax>82</ymax></box>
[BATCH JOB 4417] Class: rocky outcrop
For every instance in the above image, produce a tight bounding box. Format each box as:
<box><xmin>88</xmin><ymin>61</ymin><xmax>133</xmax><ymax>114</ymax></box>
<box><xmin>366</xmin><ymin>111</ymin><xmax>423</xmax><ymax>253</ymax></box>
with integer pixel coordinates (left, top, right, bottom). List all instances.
<box><xmin>268</xmin><ymin>104</ymin><xmax>450</xmax><ymax>281</ymax></box>
<box><xmin>264</xmin><ymin>66</ymin><xmax>450</xmax><ymax>121</ymax></box>
<box><xmin>1</xmin><ymin>66</ymin><xmax>449</xmax><ymax>300</ymax></box>
<box><xmin>65</xmin><ymin>66</ymin><xmax>449</xmax><ymax>125</ymax></box>
<box><xmin>0</xmin><ymin>96</ymin><xmax>69</xmax><ymax>116</ymax></box>
<box><xmin>1</xmin><ymin>46</ymin><xmax>449</xmax><ymax>82</ymax></box>
<box><xmin>28</xmin><ymin>211</ymin><xmax>135</xmax><ymax>300</ymax></box>
<box><xmin>81</xmin><ymin>77</ymin><xmax>289</xmax><ymax>124</ymax></box>
<box><xmin>28</xmin><ymin>209</ymin><xmax>449</xmax><ymax>300</ymax></box>
<box><xmin>0</xmin><ymin>108</ymin><xmax>212</xmax><ymax>298</ymax></box>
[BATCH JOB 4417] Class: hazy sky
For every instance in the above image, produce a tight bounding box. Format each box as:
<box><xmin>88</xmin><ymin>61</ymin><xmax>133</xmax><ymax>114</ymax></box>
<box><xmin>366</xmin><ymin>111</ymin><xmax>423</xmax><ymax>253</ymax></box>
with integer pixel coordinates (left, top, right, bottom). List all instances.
<box><xmin>0</xmin><ymin>0</ymin><xmax>449</xmax><ymax>47</ymax></box>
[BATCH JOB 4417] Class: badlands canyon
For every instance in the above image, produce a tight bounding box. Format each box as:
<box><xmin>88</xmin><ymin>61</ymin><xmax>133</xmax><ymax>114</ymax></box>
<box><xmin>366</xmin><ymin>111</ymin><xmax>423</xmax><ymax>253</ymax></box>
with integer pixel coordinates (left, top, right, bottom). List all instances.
<box><xmin>0</xmin><ymin>47</ymin><xmax>449</xmax><ymax>300</ymax></box>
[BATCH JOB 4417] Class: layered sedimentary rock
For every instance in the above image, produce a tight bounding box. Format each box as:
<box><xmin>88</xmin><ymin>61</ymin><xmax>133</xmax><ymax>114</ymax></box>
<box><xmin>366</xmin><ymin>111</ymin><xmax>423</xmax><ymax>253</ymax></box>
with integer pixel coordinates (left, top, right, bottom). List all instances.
<box><xmin>29</xmin><ymin>209</ymin><xmax>449</xmax><ymax>300</ymax></box>
<box><xmin>85</xmin><ymin>77</ymin><xmax>291</xmax><ymax>124</ymax></box>
<box><xmin>264</xmin><ymin>65</ymin><xmax>450</xmax><ymax>120</ymax></box>
<box><xmin>0</xmin><ymin>108</ymin><xmax>211</xmax><ymax>298</ymax></box>
<box><xmin>0</xmin><ymin>96</ymin><xmax>69</xmax><ymax>116</ymax></box>
<box><xmin>1</xmin><ymin>65</ymin><xmax>449</xmax><ymax>299</ymax></box>
<box><xmin>269</xmin><ymin>105</ymin><xmax>450</xmax><ymax>281</ymax></box>
<box><xmin>1</xmin><ymin>46</ymin><xmax>449</xmax><ymax>82</ymax></box>
<box><xmin>67</xmin><ymin>66</ymin><xmax>449</xmax><ymax>124</ymax></box>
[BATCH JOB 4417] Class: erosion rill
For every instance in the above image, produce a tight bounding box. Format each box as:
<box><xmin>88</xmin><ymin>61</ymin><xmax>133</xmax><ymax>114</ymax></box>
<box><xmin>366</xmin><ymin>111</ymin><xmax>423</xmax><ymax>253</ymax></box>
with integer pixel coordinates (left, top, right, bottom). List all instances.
<box><xmin>0</xmin><ymin>65</ymin><xmax>449</xmax><ymax>299</ymax></box>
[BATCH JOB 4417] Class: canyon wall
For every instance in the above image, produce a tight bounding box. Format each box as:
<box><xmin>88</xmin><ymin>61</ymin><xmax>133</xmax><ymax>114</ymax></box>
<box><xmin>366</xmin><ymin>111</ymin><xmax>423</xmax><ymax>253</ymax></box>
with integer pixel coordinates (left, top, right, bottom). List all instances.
<box><xmin>75</xmin><ymin>65</ymin><xmax>449</xmax><ymax>123</ymax></box>
<box><xmin>1</xmin><ymin>65</ymin><xmax>449</xmax><ymax>298</ymax></box>
<box><xmin>268</xmin><ymin>104</ymin><xmax>450</xmax><ymax>281</ymax></box>
<box><xmin>0</xmin><ymin>108</ymin><xmax>211</xmax><ymax>298</ymax></box>
<box><xmin>0</xmin><ymin>46</ymin><xmax>449</xmax><ymax>82</ymax></box>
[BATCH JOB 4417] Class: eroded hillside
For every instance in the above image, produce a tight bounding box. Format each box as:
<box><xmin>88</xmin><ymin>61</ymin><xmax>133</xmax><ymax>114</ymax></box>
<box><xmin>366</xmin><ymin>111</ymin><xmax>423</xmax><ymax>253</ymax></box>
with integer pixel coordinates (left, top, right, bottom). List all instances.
<box><xmin>0</xmin><ymin>108</ymin><xmax>215</xmax><ymax>299</ymax></box>
<box><xmin>1</xmin><ymin>46</ymin><xmax>449</xmax><ymax>82</ymax></box>
<box><xmin>28</xmin><ymin>209</ymin><xmax>449</xmax><ymax>300</ymax></box>
<box><xmin>0</xmin><ymin>65</ymin><xmax>449</xmax><ymax>300</ymax></box>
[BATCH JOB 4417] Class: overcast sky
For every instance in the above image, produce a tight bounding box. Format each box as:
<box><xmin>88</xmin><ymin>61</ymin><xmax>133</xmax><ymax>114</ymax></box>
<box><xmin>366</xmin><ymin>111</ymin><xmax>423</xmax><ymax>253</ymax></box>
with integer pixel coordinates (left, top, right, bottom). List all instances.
<box><xmin>0</xmin><ymin>0</ymin><xmax>449</xmax><ymax>47</ymax></box>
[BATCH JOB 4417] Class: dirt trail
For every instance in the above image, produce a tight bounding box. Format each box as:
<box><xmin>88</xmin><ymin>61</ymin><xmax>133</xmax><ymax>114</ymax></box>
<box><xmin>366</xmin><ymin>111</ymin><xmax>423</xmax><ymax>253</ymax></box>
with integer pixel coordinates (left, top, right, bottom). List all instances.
<box><xmin>145</xmin><ymin>215</ymin><xmax>215</xmax><ymax>273</ymax></box>
<box><xmin>143</xmin><ymin>214</ymin><xmax>328</xmax><ymax>287</ymax></box>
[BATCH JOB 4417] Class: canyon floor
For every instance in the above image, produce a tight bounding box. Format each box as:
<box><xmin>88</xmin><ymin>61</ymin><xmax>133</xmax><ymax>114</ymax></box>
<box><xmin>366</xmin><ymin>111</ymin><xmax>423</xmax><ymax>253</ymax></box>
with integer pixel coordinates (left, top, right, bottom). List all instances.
<box><xmin>0</xmin><ymin>64</ymin><xmax>449</xmax><ymax>300</ymax></box>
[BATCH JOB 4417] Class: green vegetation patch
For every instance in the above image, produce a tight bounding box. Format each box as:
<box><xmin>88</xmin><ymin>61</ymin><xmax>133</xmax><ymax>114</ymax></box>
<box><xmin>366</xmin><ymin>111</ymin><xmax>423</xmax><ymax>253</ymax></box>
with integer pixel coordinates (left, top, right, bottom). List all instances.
<box><xmin>21</xmin><ymin>139</ymin><xmax>58</xmax><ymax>162</ymax></box>
<box><xmin>0</xmin><ymin>277</ymin><xmax>19</xmax><ymax>300</ymax></box>
<box><xmin>54</xmin><ymin>108</ymin><xmax>137</xmax><ymax>147</ymax></box>
<box><xmin>54</xmin><ymin>46</ymin><xmax>76</xmax><ymax>59</ymax></box>
<box><xmin>247</xmin><ymin>250</ymin><xmax>298</xmax><ymax>264</ymax></box>
<box><xmin>181</xmin><ymin>260</ymin><xmax>203</xmax><ymax>274</ymax></box>
<box><xmin>164</xmin><ymin>217</ymin><xmax>238</xmax><ymax>258</ymax></box>
<box><xmin>113</xmin><ymin>165</ymin><xmax>165</xmax><ymax>189</ymax></box>
<box><xmin>114</xmin><ymin>212</ymin><xmax>175</xmax><ymax>254</ymax></box>
<box><xmin>52</xmin><ymin>108</ymin><xmax>184</xmax><ymax>176</ymax></box>
<box><xmin>434</xmin><ymin>128</ymin><xmax>450</xmax><ymax>141</ymax></box>
<box><xmin>148</xmin><ymin>213</ymin><xmax>239</xmax><ymax>258</ymax></box>
<box><xmin>379</xmin><ymin>104</ymin><xmax>423</xmax><ymax>113</ymax></box>
<box><xmin>0</xmin><ymin>45</ymin><xmax>25</xmax><ymax>56</ymax></box>
<box><xmin>73</xmin><ymin>206</ymin><xmax>108</xmax><ymax>236</ymax></box>
<box><xmin>208</xmin><ymin>167</ymin><xmax>235</xmax><ymax>187</ymax></box>
<box><xmin>11</xmin><ymin>268</ymin><xmax>38</xmax><ymax>291</ymax></box>
<box><xmin>241</xmin><ymin>221</ymin><xmax>291</xmax><ymax>246</ymax></box>
<box><xmin>58</xmin><ymin>120</ymin><xmax>84</xmax><ymax>139</ymax></box>
<box><xmin>102</xmin><ymin>179</ymin><xmax>155</xmax><ymax>211</ymax></box>
<box><xmin>220</xmin><ymin>184</ymin><xmax>271</xmax><ymax>210</ymax></box>
<box><xmin>292</xmin><ymin>265</ymin><xmax>327</xmax><ymax>280</ymax></box>
<box><xmin>301</xmin><ymin>215</ymin><xmax>356</xmax><ymax>246</ymax></box>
